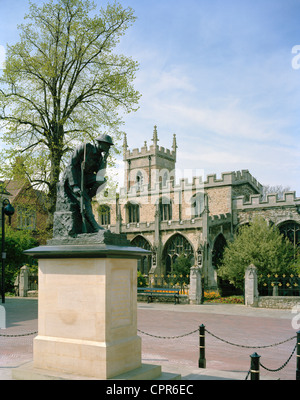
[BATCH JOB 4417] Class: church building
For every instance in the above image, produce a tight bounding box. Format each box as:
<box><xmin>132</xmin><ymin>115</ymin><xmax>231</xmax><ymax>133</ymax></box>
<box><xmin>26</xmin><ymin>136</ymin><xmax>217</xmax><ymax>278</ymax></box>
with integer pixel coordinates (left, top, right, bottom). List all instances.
<box><xmin>96</xmin><ymin>126</ymin><xmax>300</xmax><ymax>291</ymax></box>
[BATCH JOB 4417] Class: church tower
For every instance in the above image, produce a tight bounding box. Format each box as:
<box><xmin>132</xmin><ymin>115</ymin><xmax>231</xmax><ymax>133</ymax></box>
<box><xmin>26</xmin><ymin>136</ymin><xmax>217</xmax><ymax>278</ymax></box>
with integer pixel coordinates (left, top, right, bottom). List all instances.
<box><xmin>123</xmin><ymin>126</ymin><xmax>177</xmax><ymax>192</ymax></box>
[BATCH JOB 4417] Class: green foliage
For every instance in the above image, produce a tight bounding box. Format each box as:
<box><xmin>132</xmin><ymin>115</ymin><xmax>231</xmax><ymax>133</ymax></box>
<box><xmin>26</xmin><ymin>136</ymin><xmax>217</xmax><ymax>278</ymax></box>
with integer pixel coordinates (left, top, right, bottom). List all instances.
<box><xmin>137</xmin><ymin>270</ymin><xmax>147</xmax><ymax>287</ymax></box>
<box><xmin>172</xmin><ymin>253</ymin><xmax>191</xmax><ymax>287</ymax></box>
<box><xmin>218</xmin><ymin>217</ymin><xmax>295</xmax><ymax>290</ymax></box>
<box><xmin>0</xmin><ymin>0</ymin><xmax>140</xmax><ymax>215</ymax></box>
<box><xmin>2</xmin><ymin>226</ymin><xmax>38</xmax><ymax>292</ymax></box>
<box><xmin>291</xmin><ymin>256</ymin><xmax>300</xmax><ymax>274</ymax></box>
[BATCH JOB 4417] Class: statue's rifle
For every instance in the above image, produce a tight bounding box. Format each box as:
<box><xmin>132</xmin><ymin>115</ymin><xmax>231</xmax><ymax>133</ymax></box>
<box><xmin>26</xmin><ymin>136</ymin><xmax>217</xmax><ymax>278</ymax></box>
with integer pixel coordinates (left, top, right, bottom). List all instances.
<box><xmin>80</xmin><ymin>143</ymin><xmax>88</xmax><ymax>233</ymax></box>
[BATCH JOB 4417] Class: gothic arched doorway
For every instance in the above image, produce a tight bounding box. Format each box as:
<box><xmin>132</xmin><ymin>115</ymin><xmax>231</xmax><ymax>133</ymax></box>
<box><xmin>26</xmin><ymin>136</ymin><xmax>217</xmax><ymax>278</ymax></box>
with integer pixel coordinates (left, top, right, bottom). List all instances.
<box><xmin>212</xmin><ymin>234</ymin><xmax>227</xmax><ymax>268</ymax></box>
<box><xmin>279</xmin><ymin>221</ymin><xmax>300</xmax><ymax>248</ymax></box>
<box><xmin>131</xmin><ymin>235</ymin><xmax>152</xmax><ymax>275</ymax></box>
<box><xmin>278</xmin><ymin>221</ymin><xmax>300</xmax><ymax>259</ymax></box>
<box><xmin>162</xmin><ymin>233</ymin><xmax>194</xmax><ymax>275</ymax></box>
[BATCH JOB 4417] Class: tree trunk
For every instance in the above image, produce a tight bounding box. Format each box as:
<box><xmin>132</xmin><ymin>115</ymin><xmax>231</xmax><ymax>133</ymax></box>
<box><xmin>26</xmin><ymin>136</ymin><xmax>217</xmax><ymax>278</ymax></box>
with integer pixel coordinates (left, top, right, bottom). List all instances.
<box><xmin>47</xmin><ymin>122</ymin><xmax>64</xmax><ymax>228</ymax></box>
<box><xmin>46</xmin><ymin>150</ymin><xmax>62</xmax><ymax>227</ymax></box>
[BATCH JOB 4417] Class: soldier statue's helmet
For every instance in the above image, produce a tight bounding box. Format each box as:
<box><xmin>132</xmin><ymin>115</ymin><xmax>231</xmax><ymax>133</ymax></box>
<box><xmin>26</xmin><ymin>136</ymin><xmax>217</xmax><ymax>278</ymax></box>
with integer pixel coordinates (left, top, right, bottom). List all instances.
<box><xmin>95</xmin><ymin>134</ymin><xmax>114</xmax><ymax>146</ymax></box>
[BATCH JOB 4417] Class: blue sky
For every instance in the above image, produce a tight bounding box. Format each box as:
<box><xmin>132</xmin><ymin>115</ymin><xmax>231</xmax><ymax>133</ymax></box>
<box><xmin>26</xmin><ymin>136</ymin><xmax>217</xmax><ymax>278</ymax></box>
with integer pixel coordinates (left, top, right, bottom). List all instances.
<box><xmin>1</xmin><ymin>0</ymin><xmax>300</xmax><ymax>194</ymax></box>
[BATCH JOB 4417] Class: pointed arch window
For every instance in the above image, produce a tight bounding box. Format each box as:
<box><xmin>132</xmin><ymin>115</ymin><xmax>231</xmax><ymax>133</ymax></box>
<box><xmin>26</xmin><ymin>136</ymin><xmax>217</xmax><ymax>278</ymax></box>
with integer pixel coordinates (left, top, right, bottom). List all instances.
<box><xmin>127</xmin><ymin>202</ymin><xmax>140</xmax><ymax>223</ymax></box>
<box><xmin>163</xmin><ymin>233</ymin><xmax>194</xmax><ymax>274</ymax></box>
<box><xmin>279</xmin><ymin>221</ymin><xmax>300</xmax><ymax>254</ymax></box>
<box><xmin>131</xmin><ymin>235</ymin><xmax>152</xmax><ymax>275</ymax></box>
<box><xmin>212</xmin><ymin>234</ymin><xmax>227</xmax><ymax>268</ymax></box>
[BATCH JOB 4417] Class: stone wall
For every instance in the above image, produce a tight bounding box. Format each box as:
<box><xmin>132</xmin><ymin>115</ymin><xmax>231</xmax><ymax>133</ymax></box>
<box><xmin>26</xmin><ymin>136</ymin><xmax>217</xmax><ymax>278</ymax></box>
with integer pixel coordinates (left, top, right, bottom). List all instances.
<box><xmin>206</xmin><ymin>186</ymin><xmax>231</xmax><ymax>216</ymax></box>
<box><xmin>245</xmin><ymin>265</ymin><xmax>300</xmax><ymax>309</ymax></box>
<box><xmin>258</xmin><ymin>296</ymin><xmax>300</xmax><ymax>309</ymax></box>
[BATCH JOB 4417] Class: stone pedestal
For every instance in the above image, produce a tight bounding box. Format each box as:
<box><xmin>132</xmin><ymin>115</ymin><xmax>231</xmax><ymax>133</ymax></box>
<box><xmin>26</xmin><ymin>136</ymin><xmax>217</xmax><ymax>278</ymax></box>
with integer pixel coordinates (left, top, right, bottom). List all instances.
<box><xmin>34</xmin><ymin>257</ymin><xmax>141</xmax><ymax>379</ymax></box>
<box><xmin>14</xmin><ymin>232</ymin><xmax>154</xmax><ymax>380</ymax></box>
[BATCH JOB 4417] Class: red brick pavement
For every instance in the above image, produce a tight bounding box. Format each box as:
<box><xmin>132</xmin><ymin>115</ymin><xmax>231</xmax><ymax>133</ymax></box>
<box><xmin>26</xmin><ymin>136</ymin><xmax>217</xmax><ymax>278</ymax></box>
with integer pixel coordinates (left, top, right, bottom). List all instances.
<box><xmin>0</xmin><ymin>299</ymin><xmax>38</xmax><ymax>369</ymax></box>
<box><xmin>0</xmin><ymin>299</ymin><xmax>298</xmax><ymax>380</ymax></box>
<box><xmin>137</xmin><ymin>304</ymin><xmax>298</xmax><ymax>380</ymax></box>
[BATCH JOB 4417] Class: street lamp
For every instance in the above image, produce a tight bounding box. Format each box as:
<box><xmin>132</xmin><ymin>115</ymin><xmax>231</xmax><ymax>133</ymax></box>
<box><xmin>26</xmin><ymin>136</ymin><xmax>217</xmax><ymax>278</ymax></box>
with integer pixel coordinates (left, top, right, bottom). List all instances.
<box><xmin>1</xmin><ymin>199</ymin><xmax>14</xmax><ymax>303</ymax></box>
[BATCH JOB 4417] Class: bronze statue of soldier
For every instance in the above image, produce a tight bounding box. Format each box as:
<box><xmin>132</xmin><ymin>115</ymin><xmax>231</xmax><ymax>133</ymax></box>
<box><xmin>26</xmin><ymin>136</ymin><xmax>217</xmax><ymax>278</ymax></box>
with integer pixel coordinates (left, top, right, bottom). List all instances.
<box><xmin>53</xmin><ymin>134</ymin><xmax>114</xmax><ymax>237</ymax></box>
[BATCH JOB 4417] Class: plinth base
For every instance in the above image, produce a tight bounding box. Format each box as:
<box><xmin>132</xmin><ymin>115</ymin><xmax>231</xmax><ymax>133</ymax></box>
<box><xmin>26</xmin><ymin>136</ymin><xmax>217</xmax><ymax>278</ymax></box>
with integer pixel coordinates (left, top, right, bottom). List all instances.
<box><xmin>12</xmin><ymin>362</ymin><xmax>181</xmax><ymax>380</ymax></box>
<box><xmin>33</xmin><ymin>334</ymin><xmax>142</xmax><ymax>379</ymax></box>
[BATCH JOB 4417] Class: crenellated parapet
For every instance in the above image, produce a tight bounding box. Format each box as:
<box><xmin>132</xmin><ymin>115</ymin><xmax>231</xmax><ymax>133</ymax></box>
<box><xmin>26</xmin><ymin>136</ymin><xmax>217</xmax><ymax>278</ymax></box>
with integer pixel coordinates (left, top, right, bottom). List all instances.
<box><xmin>233</xmin><ymin>191</ymin><xmax>300</xmax><ymax>210</ymax></box>
<box><xmin>119</xmin><ymin>169</ymin><xmax>262</xmax><ymax>200</ymax></box>
<box><xmin>204</xmin><ymin>169</ymin><xmax>262</xmax><ymax>193</ymax></box>
<box><xmin>208</xmin><ymin>213</ymin><xmax>232</xmax><ymax>225</ymax></box>
<box><xmin>123</xmin><ymin>126</ymin><xmax>177</xmax><ymax>162</ymax></box>
<box><xmin>124</xmin><ymin>144</ymin><xmax>177</xmax><ymax>162</ymax></box>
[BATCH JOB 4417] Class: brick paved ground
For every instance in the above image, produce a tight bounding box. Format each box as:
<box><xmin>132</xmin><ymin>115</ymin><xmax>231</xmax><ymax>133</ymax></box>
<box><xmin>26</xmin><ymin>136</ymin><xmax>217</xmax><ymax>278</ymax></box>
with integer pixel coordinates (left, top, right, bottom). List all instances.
<box><xmin>0</xmin><ymin>298</ymin><xmax>38</xmax><ymax>379</ymax></box>
<box><xmin>138</xmin><ymin>303</ymin><xmax>298</xmax><ymax>380</ymax></box>
<box><xmin>0</xmin><ymin>298</ymin><xmax>298</xmax><ymax>380</ymax></box>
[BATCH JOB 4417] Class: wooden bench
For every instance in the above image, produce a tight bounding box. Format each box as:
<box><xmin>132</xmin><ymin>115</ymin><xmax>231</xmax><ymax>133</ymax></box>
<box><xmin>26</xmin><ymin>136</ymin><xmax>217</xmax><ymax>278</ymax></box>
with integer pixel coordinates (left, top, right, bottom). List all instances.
<box><xmin>138</xmin><ymin>287</ymin><xmax>180</xmax><ymax>305</ymax></box>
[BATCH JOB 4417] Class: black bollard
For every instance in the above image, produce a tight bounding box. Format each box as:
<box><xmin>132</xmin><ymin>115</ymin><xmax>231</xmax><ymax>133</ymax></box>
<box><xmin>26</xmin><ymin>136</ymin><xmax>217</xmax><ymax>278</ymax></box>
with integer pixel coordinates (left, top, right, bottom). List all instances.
<box><xmin>297</xmin><ymin>330</ymin><xmax>300</xmax><ymax>381</ymax></box>
<box><xmin>250</xmin><ymin>352</ymin><xmax>260</xmax><ymax>380</ymax></box>
<box><xmin>198</xmin><ymin>324</ymin><xmax>206</xmax><ymax>368</ymax></box>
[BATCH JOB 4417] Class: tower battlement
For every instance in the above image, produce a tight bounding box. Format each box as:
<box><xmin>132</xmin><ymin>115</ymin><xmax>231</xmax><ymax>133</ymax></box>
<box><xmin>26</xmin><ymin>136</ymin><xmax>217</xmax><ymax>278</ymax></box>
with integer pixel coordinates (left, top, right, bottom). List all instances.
<box><xmin>204</xmin><ymin>170</ymin><xmax>262</xmax><ymax>193</ymax></box>
<box><xmin>122</xmin><ymin>126</ymin><xmax>177</xmax><ymax>191</ymax></box>
<box><xmin>123</xmin><ymin>126</ymin><xmax>177</xmax><ymax>162</ymax></box>
<box><xmin>124</xmin><ymin>144</ymin><xmax>176</xmax><ymax>161</ymax></box>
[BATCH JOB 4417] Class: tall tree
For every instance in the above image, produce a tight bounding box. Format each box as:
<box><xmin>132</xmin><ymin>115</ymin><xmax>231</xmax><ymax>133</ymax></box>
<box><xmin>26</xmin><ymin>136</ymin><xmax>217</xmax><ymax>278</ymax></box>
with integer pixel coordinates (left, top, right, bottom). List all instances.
<box><xmin>0</xmin><ymin>0</ymin><xmax>140</xmax><ymax>221</ymax></box>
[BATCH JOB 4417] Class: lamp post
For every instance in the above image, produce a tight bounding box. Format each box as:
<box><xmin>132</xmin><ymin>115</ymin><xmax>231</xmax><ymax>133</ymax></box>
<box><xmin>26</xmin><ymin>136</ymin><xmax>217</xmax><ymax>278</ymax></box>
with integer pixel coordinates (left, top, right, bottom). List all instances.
<box><xmin>1</xmin><ymin>199</ymin><xmax>14</xmax><ymax>303</ymax></box>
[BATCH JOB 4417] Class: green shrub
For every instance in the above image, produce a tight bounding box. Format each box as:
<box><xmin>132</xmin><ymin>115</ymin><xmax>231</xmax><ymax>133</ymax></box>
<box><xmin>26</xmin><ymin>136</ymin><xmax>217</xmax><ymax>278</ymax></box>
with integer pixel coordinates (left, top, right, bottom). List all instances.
<box><xmin>137</xmin><ymin>270</ymin><xmax>147</xmax><ymax>287</ymax></box>
<box><xmin>1</xmin><ymin>226</ymin><xmax>38</xmax><ymax>292</ymax></box>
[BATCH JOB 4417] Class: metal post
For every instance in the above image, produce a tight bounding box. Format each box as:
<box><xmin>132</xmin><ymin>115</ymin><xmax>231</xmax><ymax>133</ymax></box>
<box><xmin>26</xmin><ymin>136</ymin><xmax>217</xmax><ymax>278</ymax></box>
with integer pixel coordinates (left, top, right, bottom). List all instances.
<box><xmin>1</xmin><ymin>205</ymin><xmax>5</xmax><ymax>304</ymax></box>
<box><xmin>1</xmin><ymin>199</ymin><xmax>14</xmax><ymax>304</ymax></box>
<box><xmin>250</xmin><ymin>352</ymin><xmax>260</xmax><ymax>380</ymax></box>
<box><xmin>297</xmin><ymin>330</ymin><xmax>300</xmax><ymax>381</ymax></box>
<box><xmin>198</xmin><ymin>324</ymin><xmax>206</xmax><ymax>368</ymax></box>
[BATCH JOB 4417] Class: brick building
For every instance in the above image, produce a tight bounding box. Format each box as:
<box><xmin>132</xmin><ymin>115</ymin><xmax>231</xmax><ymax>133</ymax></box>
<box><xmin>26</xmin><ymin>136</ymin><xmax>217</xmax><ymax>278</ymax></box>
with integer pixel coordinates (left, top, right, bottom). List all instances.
<box><xmin>0</xmin><ymin>178</ymin><xmax>48</xmax><ymax>237</ymax></box>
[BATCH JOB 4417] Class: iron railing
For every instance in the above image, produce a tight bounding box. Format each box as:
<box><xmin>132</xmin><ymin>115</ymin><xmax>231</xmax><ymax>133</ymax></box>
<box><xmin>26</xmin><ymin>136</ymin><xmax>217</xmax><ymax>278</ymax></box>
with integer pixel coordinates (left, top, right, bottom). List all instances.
<box><xmin>258</xmin><ymin>273</ymin><xmax>300</xmax><ymax>296</ymax></box>
<box><xmin>140</xmin><ymin>274</ymin><xmax>189</xmax><ymax>295</ymax></box>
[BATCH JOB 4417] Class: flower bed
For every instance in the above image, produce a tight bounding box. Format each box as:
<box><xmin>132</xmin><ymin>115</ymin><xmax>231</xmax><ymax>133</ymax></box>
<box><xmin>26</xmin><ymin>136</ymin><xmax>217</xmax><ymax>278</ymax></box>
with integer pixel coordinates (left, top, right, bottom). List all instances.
<box><xmin>203</xmin><ymin>291</ymin><xmax>244</xmax><ymax>304</ymax></box>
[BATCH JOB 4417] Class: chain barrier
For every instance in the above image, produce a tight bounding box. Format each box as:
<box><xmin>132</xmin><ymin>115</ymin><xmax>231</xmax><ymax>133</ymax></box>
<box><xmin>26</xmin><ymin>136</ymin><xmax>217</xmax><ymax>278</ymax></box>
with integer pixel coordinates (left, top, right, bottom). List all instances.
<box><xmin>204</xmin><ymin>327</ymin><xmax>296</xmax><ymax>349</ymax></box>
<box><xmin>138</xmin><ymin>325</ymin><xmax>296</xmax><ymax>348</ymax></box>
<box><xmin>244</xmin><ymin>344</ymin><xmax>297</xmax><ymax>380</ymax></box>
<box><xmin>0</xmin><ymin>331</ymin><xmax>38</xmax><ymax>337</ymax></box>
<box><xmin>1</xmin><ymin>324</ymin><xmax>297</xmax><ymax>378</ymax></box>
<box><xmin>205</xmin><ymin>327</ymin><xmax>297</xmax><ymax>379</ymax></box>
<box><xmin>137</xmin><ymin>328</ymin><xmax>198</xmax><ymax>339</ymax></box>
<box><xmin>138</xmin><ymin>324</ymin><xmax>298</xmax><ymax>379</ymax></box>
<box><xmin>259</xmin><ymin>343</ymin><xmax>297</xmax><ymax>373</ymax></box>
